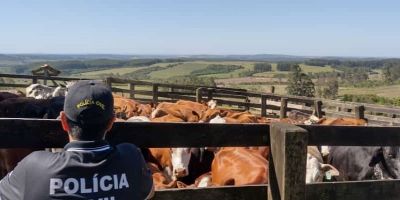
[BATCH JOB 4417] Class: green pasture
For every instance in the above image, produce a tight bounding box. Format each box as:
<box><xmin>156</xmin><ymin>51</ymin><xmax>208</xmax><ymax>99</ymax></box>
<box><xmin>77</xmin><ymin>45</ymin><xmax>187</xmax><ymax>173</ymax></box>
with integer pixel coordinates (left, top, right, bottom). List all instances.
<box><xmin>149</xmin><ymin>62</ymin><xmax>208</xmax><ymax>79</ymax></box>
<box><xmin>253</xmin><ymin>64</ymin><xmax>337</xmax><ymax>77</ymax></box>
<box><xmin>149</xmin><ymin>61</ymin><xmax>255</xmax><ymax>79</ymax></box>
<box><xmin>339</xmin><ymin>84</ymin><xmax>400</xmax><ymax>98</ymax></box>
<box><xmin>74</xmin><ymin>62</ymin><xmax>176</xmax><ymax>78</ymax></box>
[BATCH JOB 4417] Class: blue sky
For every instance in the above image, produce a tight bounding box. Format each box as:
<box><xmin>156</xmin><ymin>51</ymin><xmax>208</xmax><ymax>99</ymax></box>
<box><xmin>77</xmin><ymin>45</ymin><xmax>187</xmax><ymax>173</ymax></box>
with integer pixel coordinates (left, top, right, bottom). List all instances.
<box><xmin>0</xmin><ymin>0</ymin><xmax>399</xmax><ymax>57</ymax></box>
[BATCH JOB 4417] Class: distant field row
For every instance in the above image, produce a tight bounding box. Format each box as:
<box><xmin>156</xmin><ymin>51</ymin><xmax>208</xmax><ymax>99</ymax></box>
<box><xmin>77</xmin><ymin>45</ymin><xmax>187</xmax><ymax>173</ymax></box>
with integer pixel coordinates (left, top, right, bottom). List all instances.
<box><xmin>74</xmin><ymin>61</ymin><xmax>337</xmax><ymax>79</ymax></box>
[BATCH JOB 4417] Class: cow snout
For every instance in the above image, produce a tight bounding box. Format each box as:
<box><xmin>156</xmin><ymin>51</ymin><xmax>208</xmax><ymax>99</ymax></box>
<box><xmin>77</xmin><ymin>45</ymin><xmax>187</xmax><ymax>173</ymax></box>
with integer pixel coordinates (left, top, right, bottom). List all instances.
<box><xmin>174</xmin><ymin>168</ymin><xmax>188</xmax><ymax>177</ymax></box>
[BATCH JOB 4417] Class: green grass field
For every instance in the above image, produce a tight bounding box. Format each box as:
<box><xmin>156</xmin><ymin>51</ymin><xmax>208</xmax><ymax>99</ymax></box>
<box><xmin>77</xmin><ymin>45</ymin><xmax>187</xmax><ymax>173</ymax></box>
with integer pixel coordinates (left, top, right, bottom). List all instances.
<box><xmin>149</xmin><ymin>61</ymin><xmax>256</xmax><ymax>79</ymax></box>
<box><xmin>339</xmin><ymin>84</ymin><xmax>400</xmax><ymax>98</ymax></box>
<box><xmin>69</xmin><ymin>60</ymin><xmax>400</xmax><ymax>101</ymax></box>
<box><xmin>149</xmin><ymin>62</ymin><xmax>209</xmax><ymax>79</ymax></box>
<box><xmin>74</xmin><ymin>61</ymin><xmax>340</xmax><ymax>79</ymax></box>
<box><xmin>74</xmin><ymin>62</ymin><xmax>177</xmax><ymax>78</ymax></box>
<box><xmin>253</xmin><ymin>64</ymin><xmax>338</xmax><ymax>77</ymax></box>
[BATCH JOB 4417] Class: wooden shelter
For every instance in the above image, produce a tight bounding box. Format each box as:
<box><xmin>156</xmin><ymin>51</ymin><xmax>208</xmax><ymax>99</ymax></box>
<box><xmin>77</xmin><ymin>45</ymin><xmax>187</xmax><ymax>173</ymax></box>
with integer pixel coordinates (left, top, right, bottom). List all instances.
<box><xmin>31</xmin><ymin>64</ymin><xmax>61</xmax><ymax>85</ymax></box>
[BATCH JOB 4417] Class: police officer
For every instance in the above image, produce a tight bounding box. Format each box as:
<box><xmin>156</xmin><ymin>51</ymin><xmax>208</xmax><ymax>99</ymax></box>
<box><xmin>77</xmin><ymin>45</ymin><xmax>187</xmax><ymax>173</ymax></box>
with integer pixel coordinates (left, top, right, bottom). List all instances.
<box><xmin>0</xmin><ymin>80</ymin><xmax>154</xmax><ymax>200</ymax></box>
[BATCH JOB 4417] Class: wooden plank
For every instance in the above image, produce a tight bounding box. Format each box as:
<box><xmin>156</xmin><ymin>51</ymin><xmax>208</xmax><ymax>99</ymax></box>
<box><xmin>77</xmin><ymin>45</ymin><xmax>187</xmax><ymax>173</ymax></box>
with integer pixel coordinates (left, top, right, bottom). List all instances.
<box><xmin>106</xmin><ymin>77</ymin><xmax>246</xmax><ymax>92</ymax></box>
<box><xmin>364</xmin><ymin>106</ymin><xmax>400</xmax><ymax>116</ymax></box>
<box><xmin>301</xmin><ymin>125</ymin><xmax>400</xmax><ymax>146</ymax></box>
<box><xmin>216</xmin><ymin>99</ymin><xmax>261</xmax><ymax>108</ymax></box>
<box><xmin>111</xmin><ymin>88</ymin><xmax>154</xmax><ymax>96</ymax></box>
<box><xmin>157</xmin><ymin>91</ymin><xmax>196</xmax><ymax>96</ymax></box>
<box><xmin>0</xmin><ymin>119</ymin><xmax>269</xmax><ymax>148</ymax></box>
<box><xmin>0</xmin><ymin>83</ymin><xmax>30</xmax><ymax>88</ymax></box>
<box><xmin>154</xmin><ymin>185</ymin><xmax>268</xmax><ymax>200</ymax></box>
<box><xmin>107</xmin><ymin>122</ymin><xmax>269</xmax><ymax>148</ymax></box>
<box><xmin>158</xmin><ymin>95</ymin><xmax>196</xmax><ymax>102</ymax></box>
<box><xmin>269</xmin><ymin>123</ymin><xmax>308</xmax><ymax>200</ymax></box>
<box><xmin>211</xmin><ymin>93</ymin><xmax>249</xmax><ymax>100</ymax></box>
<box><xmin>306</xmin><ymin>180</ymin><xmax>400</xmax><ymax>200</ymax></box>
<box><xmin>106</xmin><ymin>77</ymin><xmax>153</xmax><ymax>85</ymax></box>
<box><xmin>280</xmin><ymin>98</ymin><xmax>288</xmax><ymax>119</ymax></box>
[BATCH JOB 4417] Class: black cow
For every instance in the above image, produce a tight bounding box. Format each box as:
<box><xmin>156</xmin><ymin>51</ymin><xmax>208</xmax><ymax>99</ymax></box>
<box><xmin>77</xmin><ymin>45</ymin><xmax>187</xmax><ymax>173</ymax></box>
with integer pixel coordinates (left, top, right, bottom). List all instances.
<box><xmin>328</xmin><ymin>146</ymin><xmax>400</xmax><ymax>181</ymax></box>
<box><xmin>178</xmin><ymin>148</ymin><xmax>214</xmax><ymax>185</ymax></box>
<box><xmin>0</xmin><ymin>96</ymin><xmax>64</xmax><ymax>119</ymax></box>
<box><xmin>0</xmin><ymin>96</ymin><xmax>65</xmax><ymax>178</ymax></box>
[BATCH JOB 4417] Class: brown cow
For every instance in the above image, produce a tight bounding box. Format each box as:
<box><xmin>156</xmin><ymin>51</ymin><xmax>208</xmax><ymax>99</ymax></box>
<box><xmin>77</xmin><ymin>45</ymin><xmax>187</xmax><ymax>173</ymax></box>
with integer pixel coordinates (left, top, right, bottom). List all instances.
<box><xmin>211</xmin><ymin>147</ymin><xmax>268</xmax><ymax>186</ymax></box>
<box><xmin>151</xmin><ymin>114</ymin><xmax>185</xmax><ymax>122</ymax></box>
<box><xmin>147</xmin><ymin>162</ymin><xmax>177</xmax><ymax>189</ymax></box>
<box><xmin>113</xmin><ymin>96</ymin><xmax>139</xmax><ymax>119</ymax></box>
<box><xmin>151</xmin><ymin>100</ymin><xmax>210</xmax><ymax>122</ymax></box>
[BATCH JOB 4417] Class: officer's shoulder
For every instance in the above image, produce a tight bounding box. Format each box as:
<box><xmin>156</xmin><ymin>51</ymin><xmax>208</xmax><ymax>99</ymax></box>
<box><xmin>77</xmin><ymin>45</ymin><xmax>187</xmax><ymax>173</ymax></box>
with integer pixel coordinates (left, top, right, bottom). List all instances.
<box><xmin>19</xmin><ymin>150</ymin><xmax>58</xmax><ymax>166</ymax></box>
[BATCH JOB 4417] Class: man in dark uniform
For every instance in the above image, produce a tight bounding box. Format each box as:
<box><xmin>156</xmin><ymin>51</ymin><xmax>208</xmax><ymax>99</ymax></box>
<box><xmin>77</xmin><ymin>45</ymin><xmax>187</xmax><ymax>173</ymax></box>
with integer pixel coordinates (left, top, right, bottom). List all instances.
<box><xmin>0</xmin><ymin>80</ymin><xmax>154</xmax><ymax>200</ymax></box>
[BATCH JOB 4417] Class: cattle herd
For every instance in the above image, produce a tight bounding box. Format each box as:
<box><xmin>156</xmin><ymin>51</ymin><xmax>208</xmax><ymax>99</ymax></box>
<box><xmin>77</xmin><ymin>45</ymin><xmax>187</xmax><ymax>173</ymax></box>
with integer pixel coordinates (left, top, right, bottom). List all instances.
<box><xmin>0</xmin><ymin>83</ymin><xmax>399</xmax><ymax>191</ymax></box>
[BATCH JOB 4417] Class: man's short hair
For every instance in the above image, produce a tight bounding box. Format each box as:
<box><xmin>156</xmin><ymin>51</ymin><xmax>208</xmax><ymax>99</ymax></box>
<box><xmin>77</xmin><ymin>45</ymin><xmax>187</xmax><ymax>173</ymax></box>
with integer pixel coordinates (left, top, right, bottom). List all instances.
<box><xmin>66</xmin><ymin>117</ymin><xmax>111</xmax><ymax>140</ymax></box>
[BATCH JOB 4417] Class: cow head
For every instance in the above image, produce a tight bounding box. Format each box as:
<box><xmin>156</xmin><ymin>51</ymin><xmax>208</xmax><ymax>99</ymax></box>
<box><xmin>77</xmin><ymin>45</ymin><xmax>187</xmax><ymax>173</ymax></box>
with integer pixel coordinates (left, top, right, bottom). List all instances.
<box><xmin>170</xmin><ymin>148</ymin><xmax>192</xmax><ymax>178</ymax></box>
<box><xmin>207</xmin><ymin>100</ymin><xmax>217</xmax><ymax>109</ymax></box>
<box><xmin>372</xmin><ymin>147</ymin><xmax>400</xmax><ymax>179</ymax></box>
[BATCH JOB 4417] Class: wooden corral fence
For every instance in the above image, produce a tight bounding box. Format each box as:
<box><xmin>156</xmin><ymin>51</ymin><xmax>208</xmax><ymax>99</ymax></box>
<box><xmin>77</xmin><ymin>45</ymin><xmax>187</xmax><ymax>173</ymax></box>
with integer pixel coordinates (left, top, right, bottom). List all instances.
<box><xmin>104</xmin><ymin>77</ymin><xmax>251</xmax><ymax>110</ymax></box>
<box><xmin>0</xmin><ymin>73</ymin><xmax>399</xmax><ymax>125</ymax></box>
<box><xmin>104</xmin><ymin>77</ymin><xmax>400</xmax><ymax>125</ymax></box>
<box><xmin>0</xmin><ymin>73</ymin><xmax>88</xmax><ymax>88</ymax></box>
<box><xmin>1</xmin><ymin>118</ymin><xmax>400</xmax><ymax>200</ymax></box>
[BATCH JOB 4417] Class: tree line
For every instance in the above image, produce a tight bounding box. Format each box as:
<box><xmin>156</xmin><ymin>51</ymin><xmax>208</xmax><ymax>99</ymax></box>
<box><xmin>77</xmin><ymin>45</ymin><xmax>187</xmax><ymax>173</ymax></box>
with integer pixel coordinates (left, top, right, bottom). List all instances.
<box><xmin>190</xmin><ymin>64</ymin><xmax>243</xmax><ymax>76</ymax></box>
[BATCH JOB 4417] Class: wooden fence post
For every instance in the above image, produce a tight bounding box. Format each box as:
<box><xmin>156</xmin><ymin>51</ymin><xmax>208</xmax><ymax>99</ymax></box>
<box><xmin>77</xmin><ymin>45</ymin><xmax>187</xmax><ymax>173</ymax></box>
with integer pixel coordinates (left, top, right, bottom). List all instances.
<box><xmin>355</xmin><ymin>105</ymin><xmax>365</xmax><ymax>119</ymax></box>
<box><xmin>129</xmin><ymin>83</ymin><xmax>135</xmax><ymax>99</ymax></box>
<box><xmin>153</xmin><ymin>84</ymin><xmax>159</xmax><ymax>104</ymax></box>
<box><xmin>43</xmin><ymin>70</ymin><xmax>49</xmax><ymax>85</ymax></box>
<box><xmin>207</xmin><ymin>88</ymin><xmax>213</xmax><ymax>101</ymax></box>
<box><xmin>105</xmin><ymin>77</ymin><xmax>112</xmax><ymax>89</ymax></box>
<box><xmin>268</xmin><ymin>123</ymin><xmax>308</xmax><ymax>200</ymax></box>
<box><xmin>261</xmin><ymin>95</ymin><xmax>267</xmax><ymax>117</ymax></box>
<box><xmin>280</xmin><ymin>98</ymin><xmax>288</xmax><ymax>119</ymax></box>
<box><xmin>196</xmin><ymin>88</ymin><xmax>204</xmax><ymax>103</ymax></box>
<box><xmin>270</xmin><ymin>86</ymin><xmax>275</xmax><ymax>94</ymax></box>
<box><xmin>245</xmin><ymin>97</ymin><xmax>250</xmax><ymax>111</ymax></box>
<box><xmin>314</xmin><ymin>100</ymin><xmax>323</xmax><ymax>118</ymax></box>
<box><xmin>170</xmin><ymin>87</ymin><xmax>175</xmax><ymax>101</ymax></box>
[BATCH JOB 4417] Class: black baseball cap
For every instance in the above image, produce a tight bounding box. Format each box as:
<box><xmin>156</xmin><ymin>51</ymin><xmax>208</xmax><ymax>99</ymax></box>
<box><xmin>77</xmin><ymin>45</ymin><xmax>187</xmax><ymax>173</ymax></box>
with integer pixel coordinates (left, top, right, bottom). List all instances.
<box><xmin>64</xmin><ymin>80</ymin><xmax>114</xmax><ymax>125</ymax></box>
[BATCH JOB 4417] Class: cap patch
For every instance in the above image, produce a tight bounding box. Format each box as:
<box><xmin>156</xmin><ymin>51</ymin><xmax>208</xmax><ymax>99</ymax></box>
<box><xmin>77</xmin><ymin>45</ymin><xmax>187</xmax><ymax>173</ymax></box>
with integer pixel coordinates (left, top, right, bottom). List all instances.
<box><xmin>76</xmin><ymin>99</ymin><xmax>105</xmax><ymax>110</ymax></box>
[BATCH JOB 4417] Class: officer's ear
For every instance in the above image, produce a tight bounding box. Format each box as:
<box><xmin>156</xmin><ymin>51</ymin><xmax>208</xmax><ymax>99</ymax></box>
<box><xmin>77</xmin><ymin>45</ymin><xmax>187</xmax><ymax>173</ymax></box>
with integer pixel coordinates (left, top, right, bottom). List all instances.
<box><xmin>60</xmin><ymin>111</ymin><xmax>71</xmax><ymax>133</ymax></box>
<box><xmin>105</xmin><ymin>117</ymin><xmax>116</xmax><ymax>133</ymax></box>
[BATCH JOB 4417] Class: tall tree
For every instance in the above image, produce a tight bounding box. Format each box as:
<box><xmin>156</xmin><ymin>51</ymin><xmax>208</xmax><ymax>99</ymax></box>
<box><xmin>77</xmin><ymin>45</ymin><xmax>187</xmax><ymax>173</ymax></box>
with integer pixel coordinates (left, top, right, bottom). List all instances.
<box><xmin>322</xmin><ymin>78</ymin><xmax>339</xmax><ymax>99</ymax></box>
<box><xmin>286</xmin><ymin>64</ymin><xmax>315</xmax><ymax>97</ymax></box>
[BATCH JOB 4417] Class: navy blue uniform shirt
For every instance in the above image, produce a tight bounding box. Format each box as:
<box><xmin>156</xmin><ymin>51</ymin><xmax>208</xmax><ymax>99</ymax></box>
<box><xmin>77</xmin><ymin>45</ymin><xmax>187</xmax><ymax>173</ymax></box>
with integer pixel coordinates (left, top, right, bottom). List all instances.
<box><xmin>0</xmin><ymin>140</ymin><xmax>153</xmax><ymax>200</ymax></box>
